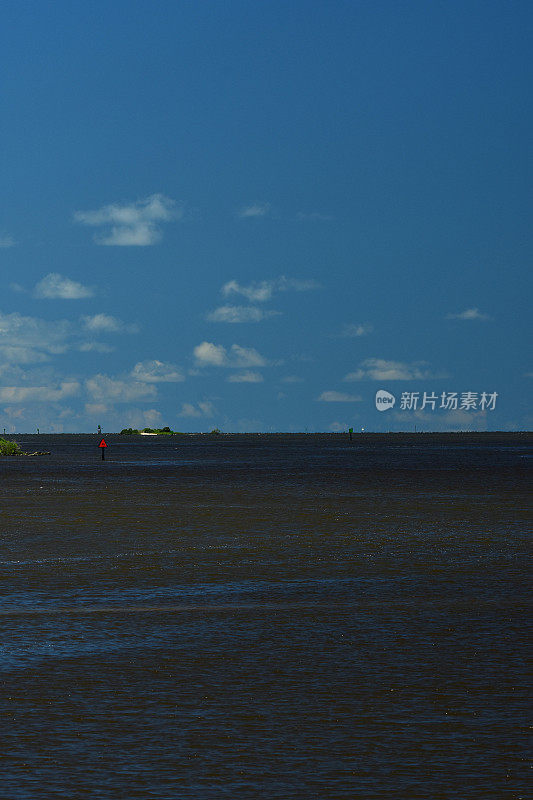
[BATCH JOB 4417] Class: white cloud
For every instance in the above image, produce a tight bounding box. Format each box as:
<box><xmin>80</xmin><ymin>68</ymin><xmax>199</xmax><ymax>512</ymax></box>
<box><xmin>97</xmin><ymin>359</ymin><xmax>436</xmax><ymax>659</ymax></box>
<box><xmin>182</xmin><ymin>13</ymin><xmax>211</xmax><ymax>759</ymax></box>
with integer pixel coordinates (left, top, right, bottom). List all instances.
<box><xmin>0</xmin><ymin>234</ymin><xmax>15</xmax><ymax>248</ymax></box>
<box><xmin>237</xmin><ymin>203</ymin><xmax>270</xmax><ymax>218</ymax></box>
<box><xmin>3</xmin><ymin>406</ymin><xmax>26</xmax><ymax>419</ymax></box>
<box><xmin>446</xmin><ymin>308</ymin><xmax>491</xmax><ymax>320</ymax></box>
<box><xmin>277</xmin><ymin>276</ymin><xmax>320</xmax><ymax>292</ymax></box>
<box><xmin>317</xmin><ymin>391</ymin><xmax>363</xmax><ymax>402</ymax></box>
<box><xmin>206</xmin><ymin>305</ymin><xmax>281</xmax><ymax>323</ymax></box>
<box><xmin>85</xmin><ymin>374</ymin><xmax>157</xmax><ymax>403</ymax></box>
<box><xmin>221</xmin><ymin>276</ymin><xmax>320</xmax><ymax>303</ymax></box>
<box><xmin>0</xmin><ymin>311</ymin><xmax>71</xmax><ymax>364</ymax></box>
<box><xmin>100</xmin><ymin>225</ymin><xmax>158</xmax><ymax>246</ymax></box>
<box><xmin>81</xmin><ymin>314</ymin><xmax>138</xmax><ymax>333</ymax></box>
<box><xmin>178</xmin><ymin>401</ymin><xmax>215</xmax><ymax>418</ymax></box>
<box><xmin>296</xmin><ymin>212</ymin><xmax>333</xmax><ymax>221</ymax></box>
<box><xmin>143</xmin><ymin>408</ymin><xmax>163</xmax><ymax>427</ymax></box>
<box><xmin>227</xmin><ymin>371</ymin><xmax>263</xmax><ymax>383</ymax></box>
<box><xmin>0</xmin><ymin>382</ymin><xmax>80</xmax><ymax>403</ymax></box>
<box><xmin>34</xmin><ymin>273</ymin><xmax>94</xmax><ymax>300</ymax></box>
<box><xmin>0</xmin><ymin>346</ymin><xmax>49</xmax><ymax>365</ymax></box>
<box><xmin>0</xmin><ymin>310</ymin><xmax>136</xmax><ymax>366</ymax></box>
<box><xmin>193</xmin><ymin>341</ymin><xmax>228</xmax><ymax>366</ymax></box>
<box><xmin>131</xmin><ymin>360</ymin><xmax>184</xmax><ymax>383</ymax></box>
<box><xmin>329</xmin><ymin>421</ymin><xmax>349</xmax><ymax>431</ymax></box>
<box><xmin>230</xmin><ymin>344</ymin><xmax>267</xmax><ymax>367</ymax></box>
<box><xmin>85</xmin><ymin>403</ymin><xmax>109</xmax><ymax>416</ymax></box>
<box><xmin>78</xmin><ymin>342</ymin><xmax>114</xmax><ymax>353</ymax></box>
<box><xmin>221</xmin><ymin>280</ymin><xmax>275</xmax><ymax>303</ymax></box>
<box><xmin>193</xmin><ymin>341</ymin><xmax>267</xmax><ymax>368</ymax></box>
<box><xmin>336</xmin><ymin>323</ymin><xmax>373</xmax><ymax>338</ymax></box>
<box><xmin>74</xmin><ymin>193</ymin><xmax>181</xmax><ymax>246</ymax></box>
<box><xmin>343</xmin><ymin>359</ymin><xmax>443</xmax><ymax>382</ymax></box>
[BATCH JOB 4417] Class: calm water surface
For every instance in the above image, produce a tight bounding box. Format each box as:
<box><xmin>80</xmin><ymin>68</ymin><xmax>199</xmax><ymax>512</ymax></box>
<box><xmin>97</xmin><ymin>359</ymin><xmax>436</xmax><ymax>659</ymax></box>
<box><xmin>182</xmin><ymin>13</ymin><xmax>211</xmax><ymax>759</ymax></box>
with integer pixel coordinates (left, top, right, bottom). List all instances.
<box><xmin>0</xmin><ymin>433</ymin><xmax>531</xmax><ymax>799</ymax></box>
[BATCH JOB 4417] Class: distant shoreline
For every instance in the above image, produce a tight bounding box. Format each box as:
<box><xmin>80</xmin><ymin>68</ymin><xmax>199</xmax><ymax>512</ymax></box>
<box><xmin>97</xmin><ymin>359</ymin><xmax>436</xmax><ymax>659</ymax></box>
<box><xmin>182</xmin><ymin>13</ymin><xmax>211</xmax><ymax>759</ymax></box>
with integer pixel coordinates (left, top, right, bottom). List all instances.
<box><xmin>3</xmin><ymin>431</ymin><xmax>531</xmax><ymax>443</ymax></box>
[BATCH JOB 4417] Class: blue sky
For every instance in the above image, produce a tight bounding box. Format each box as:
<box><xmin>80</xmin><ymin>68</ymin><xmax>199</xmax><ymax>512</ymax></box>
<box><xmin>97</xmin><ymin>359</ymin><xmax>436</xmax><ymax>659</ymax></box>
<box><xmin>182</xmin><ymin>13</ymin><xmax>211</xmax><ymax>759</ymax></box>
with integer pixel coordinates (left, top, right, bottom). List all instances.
<box><xmin>1</xmin><ymin>0</ymin><xmax>531</xmax><ymax>432</ymax></box>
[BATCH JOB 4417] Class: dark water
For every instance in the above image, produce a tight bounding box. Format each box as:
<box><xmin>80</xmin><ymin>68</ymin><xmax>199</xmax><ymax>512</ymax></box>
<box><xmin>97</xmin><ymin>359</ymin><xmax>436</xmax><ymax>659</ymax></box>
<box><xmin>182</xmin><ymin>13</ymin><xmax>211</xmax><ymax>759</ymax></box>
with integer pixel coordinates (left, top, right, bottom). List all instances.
<box><xmin>1</xmin><ymin>433</ymin><xmax>531</xmax><ymax>799</ymax></box>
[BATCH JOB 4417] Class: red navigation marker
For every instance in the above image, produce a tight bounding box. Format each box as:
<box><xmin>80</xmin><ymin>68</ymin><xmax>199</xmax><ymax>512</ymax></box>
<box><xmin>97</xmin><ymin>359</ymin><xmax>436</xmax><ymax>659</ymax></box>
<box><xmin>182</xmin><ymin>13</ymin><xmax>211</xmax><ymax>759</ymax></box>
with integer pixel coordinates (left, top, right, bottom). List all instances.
<box><xmin>98</xmin><ymin>438</ymin><xmax>108</xmax><ymax>460</ymax></box>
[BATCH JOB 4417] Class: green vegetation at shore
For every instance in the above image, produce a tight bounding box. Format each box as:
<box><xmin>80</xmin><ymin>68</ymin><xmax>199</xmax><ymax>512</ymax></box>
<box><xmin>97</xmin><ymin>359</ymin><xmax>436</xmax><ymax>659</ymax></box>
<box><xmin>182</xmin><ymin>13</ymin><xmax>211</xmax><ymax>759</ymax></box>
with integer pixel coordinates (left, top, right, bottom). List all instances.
<box><xmin>120</xmin><ymin>427</ymin><xmax>184</xmax><ymax>435</ymax></box>
<box><xmin>119</xmin><ymin>426</ymin><xmax>225</xmax><ymax>435</ymax></box>
<box><xmin>0</xmin><ymin>438</ymin><xmax>22</xmax><ymax>455</ymax></box>
<box><xmin>0</xmin><ymin>438</ymin><xmax>50</xmax><ymax>456</ymax></box>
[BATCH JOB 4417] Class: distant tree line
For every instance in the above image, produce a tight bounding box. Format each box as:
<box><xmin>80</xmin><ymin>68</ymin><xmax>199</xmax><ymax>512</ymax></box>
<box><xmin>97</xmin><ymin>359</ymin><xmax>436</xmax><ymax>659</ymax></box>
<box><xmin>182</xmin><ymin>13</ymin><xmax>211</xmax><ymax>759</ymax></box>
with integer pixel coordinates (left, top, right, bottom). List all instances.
<box><xmin>120</xmin><ymin>426</ymin><xmax>175</xmax><ymax>435</ymax></box>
